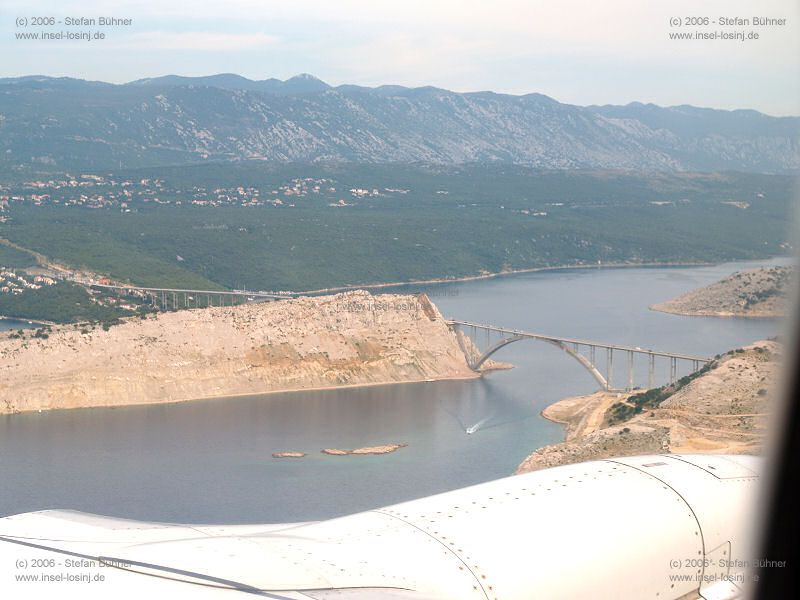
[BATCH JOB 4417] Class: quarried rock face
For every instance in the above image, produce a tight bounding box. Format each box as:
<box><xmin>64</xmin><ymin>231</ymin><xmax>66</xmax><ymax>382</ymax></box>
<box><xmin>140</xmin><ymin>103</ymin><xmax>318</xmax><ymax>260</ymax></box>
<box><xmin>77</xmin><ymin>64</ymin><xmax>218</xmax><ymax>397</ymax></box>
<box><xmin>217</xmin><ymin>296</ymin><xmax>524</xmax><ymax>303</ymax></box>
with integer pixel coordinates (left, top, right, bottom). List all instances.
<box><xmin>0</xmin><ymin>291</ymin><xmax>476</xmax><ymax>414</ymax></box>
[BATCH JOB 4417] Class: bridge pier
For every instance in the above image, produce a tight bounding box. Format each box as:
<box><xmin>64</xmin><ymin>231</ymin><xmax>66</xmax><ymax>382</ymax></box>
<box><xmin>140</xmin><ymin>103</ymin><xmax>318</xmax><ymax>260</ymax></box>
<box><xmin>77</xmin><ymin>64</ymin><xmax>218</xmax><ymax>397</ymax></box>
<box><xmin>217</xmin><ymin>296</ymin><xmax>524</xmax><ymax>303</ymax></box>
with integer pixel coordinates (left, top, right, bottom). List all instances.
<box><xmin>447</xmin><ymin>319</ymin><xmax>711</xmax><ymax>395</ymax></box>
<box><xmin>627</xmin><ymin>350</ymin><xmax>634</xmax><ymax>391</ymax></box>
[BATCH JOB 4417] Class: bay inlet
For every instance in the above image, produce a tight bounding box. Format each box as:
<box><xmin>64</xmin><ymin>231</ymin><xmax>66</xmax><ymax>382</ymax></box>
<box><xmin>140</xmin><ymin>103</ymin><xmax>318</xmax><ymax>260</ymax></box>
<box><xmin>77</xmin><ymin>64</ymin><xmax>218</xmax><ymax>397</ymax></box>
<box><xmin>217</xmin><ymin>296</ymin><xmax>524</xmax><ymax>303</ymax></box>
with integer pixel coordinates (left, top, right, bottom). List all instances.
<box><xmin>0</xmin><ymin>259</ymin><xmax>786</xmax><ymax>523</ymax></box>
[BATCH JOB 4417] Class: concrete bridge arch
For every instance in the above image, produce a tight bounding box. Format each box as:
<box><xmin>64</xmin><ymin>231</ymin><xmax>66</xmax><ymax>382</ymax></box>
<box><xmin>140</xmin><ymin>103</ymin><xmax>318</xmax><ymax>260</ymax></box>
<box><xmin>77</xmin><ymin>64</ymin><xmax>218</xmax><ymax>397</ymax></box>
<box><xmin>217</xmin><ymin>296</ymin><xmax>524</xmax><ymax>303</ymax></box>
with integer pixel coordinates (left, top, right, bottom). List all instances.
<box><xmin>449</xmin><ymin>320</ymin><xmax>710</xmax><ymax>392</ymax></box>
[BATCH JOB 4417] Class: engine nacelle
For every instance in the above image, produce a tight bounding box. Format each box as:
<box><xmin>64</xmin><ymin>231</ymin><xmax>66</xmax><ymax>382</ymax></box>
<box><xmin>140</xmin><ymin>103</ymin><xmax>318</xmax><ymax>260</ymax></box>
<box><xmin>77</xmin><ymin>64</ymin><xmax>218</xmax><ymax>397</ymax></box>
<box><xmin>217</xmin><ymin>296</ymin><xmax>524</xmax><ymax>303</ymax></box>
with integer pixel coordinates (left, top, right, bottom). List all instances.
<box><xmin>0</xmin><ymin>454</ymin><xmax>760</xmax><ymax>599</ymax></box>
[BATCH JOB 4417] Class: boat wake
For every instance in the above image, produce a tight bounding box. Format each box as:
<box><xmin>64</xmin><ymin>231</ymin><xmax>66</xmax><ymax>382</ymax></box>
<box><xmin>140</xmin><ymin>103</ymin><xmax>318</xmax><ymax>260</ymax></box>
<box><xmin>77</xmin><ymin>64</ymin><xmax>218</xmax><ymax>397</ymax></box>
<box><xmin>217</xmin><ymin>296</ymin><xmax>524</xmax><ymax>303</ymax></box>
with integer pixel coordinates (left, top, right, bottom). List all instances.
<box><xmin>465</xmin><ymin>415</ymin><xmax>493</xmax><ymax>434</ymax></box>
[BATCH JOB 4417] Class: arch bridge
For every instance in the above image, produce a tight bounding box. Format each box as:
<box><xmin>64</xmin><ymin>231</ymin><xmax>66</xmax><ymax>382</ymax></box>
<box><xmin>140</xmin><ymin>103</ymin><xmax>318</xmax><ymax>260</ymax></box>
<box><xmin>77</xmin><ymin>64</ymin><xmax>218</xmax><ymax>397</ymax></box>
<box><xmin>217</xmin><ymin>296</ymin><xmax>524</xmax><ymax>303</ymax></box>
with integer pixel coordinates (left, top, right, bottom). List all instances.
<box><xmin>447</xmin><ymin>320</ymin><xmax>712</xmax><ymax>392</ymax></box>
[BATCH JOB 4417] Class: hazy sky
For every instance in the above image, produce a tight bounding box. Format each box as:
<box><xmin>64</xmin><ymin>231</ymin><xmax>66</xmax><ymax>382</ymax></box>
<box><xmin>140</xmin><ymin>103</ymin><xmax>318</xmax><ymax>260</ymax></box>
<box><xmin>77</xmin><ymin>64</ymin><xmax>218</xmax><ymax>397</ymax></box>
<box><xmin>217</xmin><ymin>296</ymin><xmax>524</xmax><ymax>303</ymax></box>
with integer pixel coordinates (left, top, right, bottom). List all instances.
<box><xmin>2</xmin><ymin>0</ymin><xmax>799</xmax><ymax>115</ymax></box>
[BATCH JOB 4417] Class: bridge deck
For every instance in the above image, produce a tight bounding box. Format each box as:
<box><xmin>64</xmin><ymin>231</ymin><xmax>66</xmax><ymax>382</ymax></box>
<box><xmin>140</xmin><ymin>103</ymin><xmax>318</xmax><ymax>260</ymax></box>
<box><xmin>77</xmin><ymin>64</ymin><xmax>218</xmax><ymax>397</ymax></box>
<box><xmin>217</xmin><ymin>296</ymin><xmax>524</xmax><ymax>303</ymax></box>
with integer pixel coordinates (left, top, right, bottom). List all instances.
<box><xmin>447</xmin><ymin>319</ymin><xmax>711</xmax><ymax>363</ymax></box>
<box><xmin>88</xmin><ymin>283</ymin><xmax>291</xmax><ymax>299</ymax></box>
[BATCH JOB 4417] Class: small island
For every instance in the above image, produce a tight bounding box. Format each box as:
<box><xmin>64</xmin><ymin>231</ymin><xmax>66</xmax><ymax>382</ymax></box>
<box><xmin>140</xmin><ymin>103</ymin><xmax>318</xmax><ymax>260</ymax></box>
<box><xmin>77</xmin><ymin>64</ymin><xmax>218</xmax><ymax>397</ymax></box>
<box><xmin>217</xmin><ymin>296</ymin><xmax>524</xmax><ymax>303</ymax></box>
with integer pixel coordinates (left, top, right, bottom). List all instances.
<box><xmin>322</xmin><ymin>444</ymin><xmax>407</xmax><ymax>456</ymax></box>
<box><xmin>272</xmin><ymin>452</ymin><xmax>307</xmax><ymax>458</ymax></box>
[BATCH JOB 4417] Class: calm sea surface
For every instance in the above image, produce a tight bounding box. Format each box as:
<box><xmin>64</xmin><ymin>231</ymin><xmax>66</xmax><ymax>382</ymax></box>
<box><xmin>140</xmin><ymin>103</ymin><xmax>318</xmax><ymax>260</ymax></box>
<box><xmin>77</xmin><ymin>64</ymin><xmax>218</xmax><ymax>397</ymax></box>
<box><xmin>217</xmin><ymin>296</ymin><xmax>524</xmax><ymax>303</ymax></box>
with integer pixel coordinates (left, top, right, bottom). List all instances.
<box><xmin>0</xmin><ymin>318</ymin><xmax>38</xmax><ymax>332</ymax></box>
<box><xmin>0</xmin><ymin>259</ymin><xmax>791</xmax><ymax>523</ymax></box>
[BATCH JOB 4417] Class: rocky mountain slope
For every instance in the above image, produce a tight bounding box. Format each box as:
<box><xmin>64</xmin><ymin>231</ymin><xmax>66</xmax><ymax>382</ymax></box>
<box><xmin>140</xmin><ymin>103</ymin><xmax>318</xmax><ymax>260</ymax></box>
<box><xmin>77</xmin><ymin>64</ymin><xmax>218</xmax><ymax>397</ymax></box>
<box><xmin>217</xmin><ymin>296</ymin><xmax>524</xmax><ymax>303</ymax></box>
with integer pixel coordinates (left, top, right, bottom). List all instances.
<box><xmin>0</xmin><ymin>291</ymin><xmax>476</xmax><ymax>414</ymax></box>
<box><xmin>1</xmin><ymin>75</ymin><xmax>797</xmax><ymax>171</ymax></box>
<box><xmin>517</xmin><ymin>340</ymin><xmax>781</xmax><ymax>473</ymax></box>
<box><xmin>651</xmin><ymin>266</ymin><xmax>793</xmax><ymax>317</ymax></box>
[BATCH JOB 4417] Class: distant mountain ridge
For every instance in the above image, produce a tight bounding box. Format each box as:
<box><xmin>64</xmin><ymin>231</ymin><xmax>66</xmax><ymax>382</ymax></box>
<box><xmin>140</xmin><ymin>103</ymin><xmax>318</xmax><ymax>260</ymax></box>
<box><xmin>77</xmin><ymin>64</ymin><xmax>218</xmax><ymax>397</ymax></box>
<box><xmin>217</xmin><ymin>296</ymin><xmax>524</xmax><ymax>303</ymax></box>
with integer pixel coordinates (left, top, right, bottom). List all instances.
<box><xmin>128</xmin><ymin>73</ymin><xmax>332</xmax><ymax>95</ymax></box>
<box><xmin>0</xmin><ymin>74</ymin><xmax>797</xmax><ymax>172</ymax></box>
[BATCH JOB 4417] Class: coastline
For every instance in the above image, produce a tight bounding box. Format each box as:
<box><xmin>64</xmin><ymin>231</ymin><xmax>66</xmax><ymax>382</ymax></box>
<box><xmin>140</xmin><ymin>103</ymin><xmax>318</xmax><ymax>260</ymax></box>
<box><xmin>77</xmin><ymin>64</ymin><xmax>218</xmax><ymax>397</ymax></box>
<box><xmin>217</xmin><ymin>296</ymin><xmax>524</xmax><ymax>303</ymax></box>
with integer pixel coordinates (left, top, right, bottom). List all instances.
<box><xmin>0</xmin><ymin>315</ymin><xmax>55</xmax><ymax>327</ymax></box>
<box><xmin>647</xmin><ymin>264</ymin><xmax>792</xmax><ymax>320</ymax></box>
<box><xmin>538</xmin><ymin>390</ymin><xmax>625</xmax><ymax>441</ymax></box>
<box><xmin>648</xmin><ymin>304</ymin><xmax>785</xmax><ymax>319</ymax></box>
<box><xmin>298</xmin><ymin>260</ymin><xmax>723</xmax><ymax>295</ymax></box>
<box><xmin>5</xmin><ymin>244</ymin><xmax>787</xmax><ymax>309</ymax></box>
<box><xmin>518</xmin><ymin>339</ymin><xmax>778</xmax><ymax>474</ymax></box>
<box><xmin>0</xmin><ymin>291</ymin><xmax>483</xmax><ymax>416</ymax></box>
<box><xmin>1</xmin><ymin>261</ymin><xmax>719</xmax><ymax>327</ymax></box>
<box><xmin>2</xmin><ymin>259</ymin><xmax>784</xmax><ymax>416</ymax></box>
<box><xmin>0</xmin><ymin>371</ymin><xmax>481</xmax><ymax>416</ymax></box>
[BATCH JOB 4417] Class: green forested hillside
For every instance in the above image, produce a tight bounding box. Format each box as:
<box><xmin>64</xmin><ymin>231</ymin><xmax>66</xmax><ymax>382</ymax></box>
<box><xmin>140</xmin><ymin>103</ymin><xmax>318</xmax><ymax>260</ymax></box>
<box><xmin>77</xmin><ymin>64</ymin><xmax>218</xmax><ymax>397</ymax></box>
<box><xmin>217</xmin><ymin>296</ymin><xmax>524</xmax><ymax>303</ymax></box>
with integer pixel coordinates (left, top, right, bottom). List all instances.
<box><xmin>0</xmin><ymin>244</ymin><xmax>37</xmax><ymax>268</ymax></box>
<box><xmin>0</xmin><ymin>282</ymin><xmax>134</xmax><ymax>323</ymax></box>
<box><xmin>0</xmin><ymin>165</ymin><xmax>794</xmax><ymax>292</ymax></box>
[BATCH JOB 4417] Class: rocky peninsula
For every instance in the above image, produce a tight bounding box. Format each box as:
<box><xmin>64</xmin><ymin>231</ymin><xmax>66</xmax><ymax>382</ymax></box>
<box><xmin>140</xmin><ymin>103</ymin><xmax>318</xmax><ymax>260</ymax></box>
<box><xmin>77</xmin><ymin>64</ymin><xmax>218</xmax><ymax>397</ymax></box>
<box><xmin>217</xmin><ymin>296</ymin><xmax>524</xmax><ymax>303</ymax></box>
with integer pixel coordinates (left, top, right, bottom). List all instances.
<box><xmin>517</xmin><ymin>340</ymin><xmax>780</xmax><ymax>473</ymax></box>
<box><xmin>0</xmin><ymin>291</ymin><xmax>478</xmax><ymax>414</ymax></box>
<box><xmin>651</xmin><ymin>266</ymin><xmax>792</xmax><ymax>318</ymax></box>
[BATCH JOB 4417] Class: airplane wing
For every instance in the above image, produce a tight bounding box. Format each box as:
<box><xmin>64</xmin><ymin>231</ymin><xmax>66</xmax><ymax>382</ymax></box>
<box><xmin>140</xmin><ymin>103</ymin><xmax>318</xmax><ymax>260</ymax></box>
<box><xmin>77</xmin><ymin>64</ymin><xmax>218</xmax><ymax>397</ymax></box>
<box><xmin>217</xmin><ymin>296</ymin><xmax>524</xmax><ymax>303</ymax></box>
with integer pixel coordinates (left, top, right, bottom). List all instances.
<box><xmin>0</xmin><ymin>454</ymin><xmax>760</xmax><ymax>599</ymax></box>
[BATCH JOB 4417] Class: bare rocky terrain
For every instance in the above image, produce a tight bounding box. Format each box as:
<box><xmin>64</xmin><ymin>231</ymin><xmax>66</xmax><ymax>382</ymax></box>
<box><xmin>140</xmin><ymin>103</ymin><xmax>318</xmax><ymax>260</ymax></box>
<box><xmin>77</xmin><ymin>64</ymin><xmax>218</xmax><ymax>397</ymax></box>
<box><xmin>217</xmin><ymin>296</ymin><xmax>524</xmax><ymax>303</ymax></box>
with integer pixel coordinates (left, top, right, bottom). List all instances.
<box><xmin>517</xmin><ymin>340</ymin><xmax>781</xmax><ymax>473</ymax></box>
<box><xmin>0</xmin><ymin>291</ymin><xmax>477</xmax><ymax>414</ymax></box>
<box><xmin>2</xmin><ymin>76</ymin><xmax>798</xmax><ymax>171</ymax></box>
<box><xmin>651</xmin><ymin>266</ymin><xmax>793</xmax><ymax>317</ymax></box>
<box><xmin>321</xmin><ymin>444</ymin><xmax>407</xmax><ymax>456</ymax></box>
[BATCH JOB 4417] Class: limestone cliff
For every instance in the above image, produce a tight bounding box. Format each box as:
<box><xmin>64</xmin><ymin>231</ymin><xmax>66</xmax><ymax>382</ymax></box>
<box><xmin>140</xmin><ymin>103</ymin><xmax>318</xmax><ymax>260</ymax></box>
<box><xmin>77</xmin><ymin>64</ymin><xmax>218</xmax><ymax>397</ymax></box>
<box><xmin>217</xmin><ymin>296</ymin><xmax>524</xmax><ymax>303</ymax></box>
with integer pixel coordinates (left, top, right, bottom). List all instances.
<box><xmin>0</xmin><ymin>291</ymin><xmax>477</xmax><ymax>414</ymax></box>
